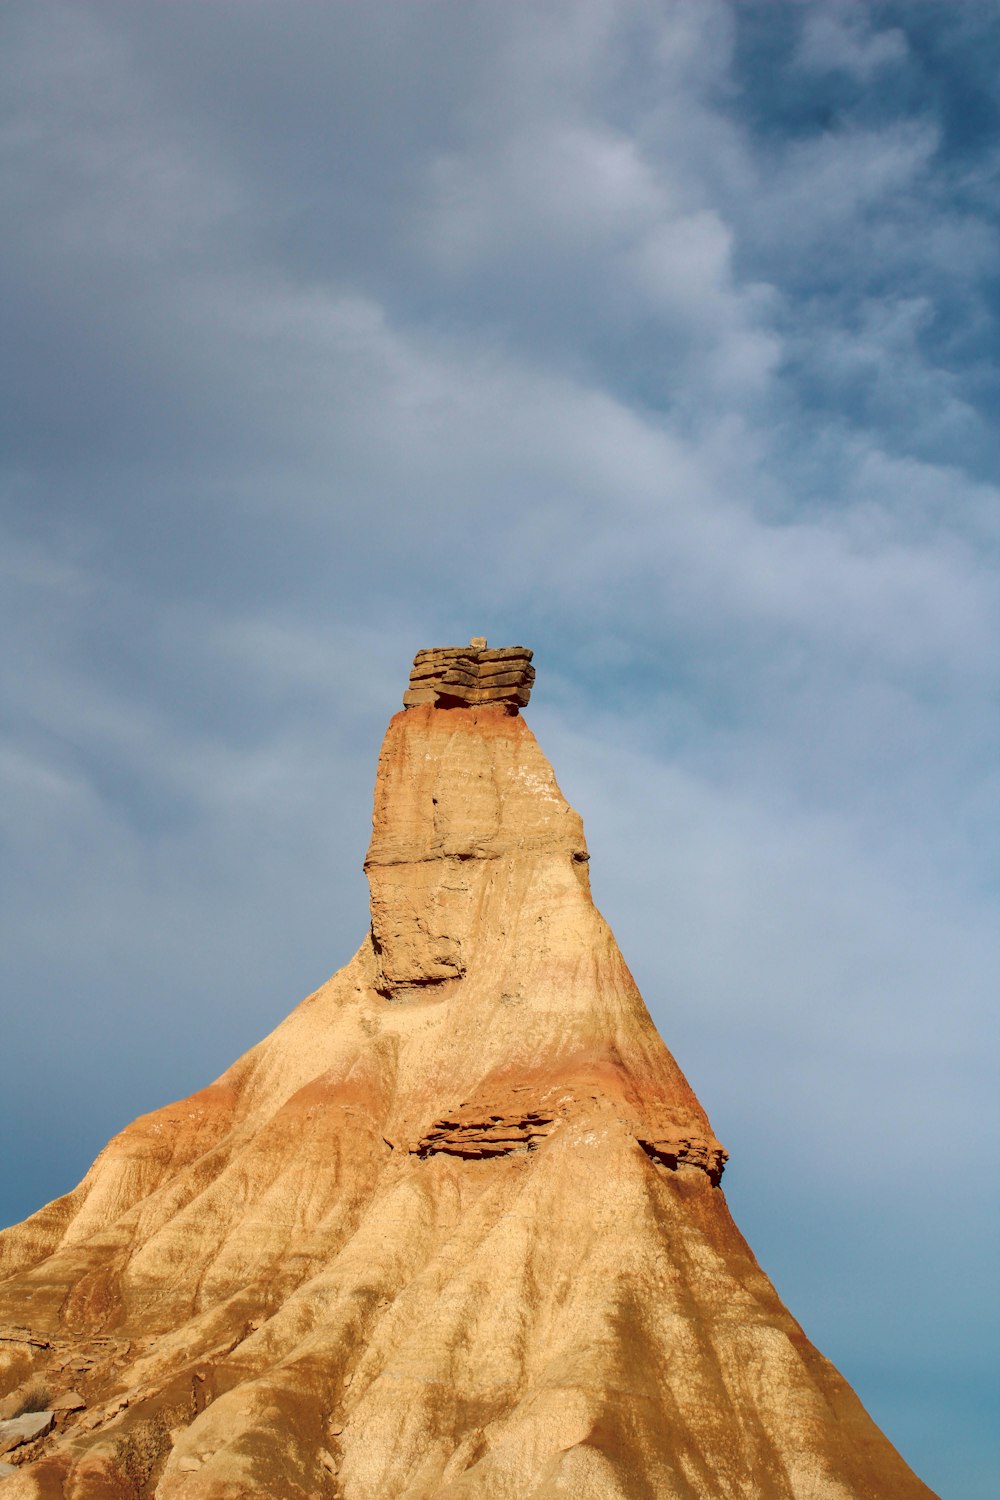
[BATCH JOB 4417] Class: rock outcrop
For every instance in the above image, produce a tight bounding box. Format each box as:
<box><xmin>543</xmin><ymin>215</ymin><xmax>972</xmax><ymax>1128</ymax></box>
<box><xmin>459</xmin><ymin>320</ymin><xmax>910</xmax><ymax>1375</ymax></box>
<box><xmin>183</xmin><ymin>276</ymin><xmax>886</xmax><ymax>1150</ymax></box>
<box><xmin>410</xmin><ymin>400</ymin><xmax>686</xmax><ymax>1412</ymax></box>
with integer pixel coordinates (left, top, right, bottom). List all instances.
<box><xmin>402</xmin><ymin>639</ymin><xmax>534</xmax><ymax>711</ymax></box>
<box><xmin>0</xmin><ymin>1415</ymin><xmax>54</xmax><ymax>1460</ymax></box>
<box><xmin>0</xmin><ymin>646</ymin><xmax>936</xmax><ymax>1499</ymax></box>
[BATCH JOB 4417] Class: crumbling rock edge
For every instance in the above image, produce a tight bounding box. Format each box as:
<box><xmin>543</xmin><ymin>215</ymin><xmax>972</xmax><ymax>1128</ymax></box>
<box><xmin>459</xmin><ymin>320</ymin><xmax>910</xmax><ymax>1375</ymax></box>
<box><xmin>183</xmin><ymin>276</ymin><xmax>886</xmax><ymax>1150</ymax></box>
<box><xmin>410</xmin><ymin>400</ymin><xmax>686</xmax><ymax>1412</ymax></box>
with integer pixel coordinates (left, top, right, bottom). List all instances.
<box><xmin>411</xmin><ymin>1097</ymin><xmax>728</xmax><ymax>1183</ymax></box>
<box><xmin>636</xmin><ymin>1134</ymin><xmax>729</xmax><ymax>1186</ymax></box>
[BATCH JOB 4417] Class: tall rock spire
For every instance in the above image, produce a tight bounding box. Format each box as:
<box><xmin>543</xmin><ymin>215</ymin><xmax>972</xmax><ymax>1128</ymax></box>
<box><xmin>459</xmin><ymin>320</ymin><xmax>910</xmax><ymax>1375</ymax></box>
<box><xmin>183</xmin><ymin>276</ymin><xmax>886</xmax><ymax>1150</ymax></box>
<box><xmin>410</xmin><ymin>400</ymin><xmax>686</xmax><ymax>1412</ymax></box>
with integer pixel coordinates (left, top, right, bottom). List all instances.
<box><xmin>0</xmin><ymin>646</ymin><xmax>935</xmax><ymax>1498</ymax></box>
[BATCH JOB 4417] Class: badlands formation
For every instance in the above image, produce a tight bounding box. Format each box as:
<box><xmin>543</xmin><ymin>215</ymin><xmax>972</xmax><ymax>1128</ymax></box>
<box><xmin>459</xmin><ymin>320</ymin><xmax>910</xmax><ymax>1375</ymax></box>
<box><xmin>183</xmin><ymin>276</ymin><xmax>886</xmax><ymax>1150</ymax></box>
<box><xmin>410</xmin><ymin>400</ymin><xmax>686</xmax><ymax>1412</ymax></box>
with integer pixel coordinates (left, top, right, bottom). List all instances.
<box><xmin>0</xmin><ymin>642</ymin><xmax>935</xmax><ymax>1499</ymax></box>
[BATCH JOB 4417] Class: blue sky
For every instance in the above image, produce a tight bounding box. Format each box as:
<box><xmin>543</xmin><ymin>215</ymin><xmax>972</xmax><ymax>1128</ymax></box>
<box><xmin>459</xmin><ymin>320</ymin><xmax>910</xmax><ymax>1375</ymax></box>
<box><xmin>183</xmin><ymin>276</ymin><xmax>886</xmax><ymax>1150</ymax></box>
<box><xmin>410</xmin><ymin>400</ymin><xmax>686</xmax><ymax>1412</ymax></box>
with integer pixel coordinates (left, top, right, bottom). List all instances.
<box><xmin>1</xmin><ymin>4</ymin><xmax>998</xmax><ymax>1495</ymax></box>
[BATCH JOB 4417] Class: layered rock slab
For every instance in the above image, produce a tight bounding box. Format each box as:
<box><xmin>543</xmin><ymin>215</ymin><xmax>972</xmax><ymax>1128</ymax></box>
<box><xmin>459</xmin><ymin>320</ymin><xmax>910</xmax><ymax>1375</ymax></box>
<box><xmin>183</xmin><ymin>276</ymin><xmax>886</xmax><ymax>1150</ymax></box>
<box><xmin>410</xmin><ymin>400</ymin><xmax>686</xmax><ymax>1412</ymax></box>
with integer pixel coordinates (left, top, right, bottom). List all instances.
<box><xmin>403</xmin><ymin>640</ymin><xmax>534</xmax><ymax>711</ymax></box>
<box><xmin>0</xmin><ymin>683</ymin><xmax>936</xmax><ymax>1499</ymax></box>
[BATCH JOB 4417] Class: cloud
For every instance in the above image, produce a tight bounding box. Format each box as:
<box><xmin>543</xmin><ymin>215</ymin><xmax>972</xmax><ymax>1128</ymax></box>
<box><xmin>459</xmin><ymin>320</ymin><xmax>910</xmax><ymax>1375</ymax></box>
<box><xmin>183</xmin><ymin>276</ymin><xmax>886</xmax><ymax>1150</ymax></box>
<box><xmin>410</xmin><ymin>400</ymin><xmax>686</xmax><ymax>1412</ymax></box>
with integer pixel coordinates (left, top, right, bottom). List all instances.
<box><xmin>796</xmin><ymin>4</ymin><xmax>909</xmax><ymax>80</ymax></box>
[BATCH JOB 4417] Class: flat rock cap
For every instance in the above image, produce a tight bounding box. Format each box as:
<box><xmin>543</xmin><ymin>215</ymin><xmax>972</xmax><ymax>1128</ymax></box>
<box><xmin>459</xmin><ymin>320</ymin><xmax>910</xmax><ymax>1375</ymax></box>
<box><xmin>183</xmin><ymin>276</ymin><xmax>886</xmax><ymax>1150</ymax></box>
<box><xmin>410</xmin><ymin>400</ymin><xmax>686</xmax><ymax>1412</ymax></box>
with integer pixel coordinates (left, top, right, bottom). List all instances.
<box><xmin>404</xmin><ymin>638</ymin><xmax>535</xmax><ymax>713</ymax></box>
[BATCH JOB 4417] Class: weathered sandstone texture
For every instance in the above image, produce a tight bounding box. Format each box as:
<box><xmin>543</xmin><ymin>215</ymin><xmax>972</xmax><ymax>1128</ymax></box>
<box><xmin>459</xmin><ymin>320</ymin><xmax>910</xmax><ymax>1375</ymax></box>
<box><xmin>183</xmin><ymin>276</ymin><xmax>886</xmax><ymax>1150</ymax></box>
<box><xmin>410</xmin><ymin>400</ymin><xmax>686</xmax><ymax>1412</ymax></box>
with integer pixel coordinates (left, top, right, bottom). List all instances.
<box><xmin>0</xmin><ymin>1415</ymin><xmax>54</xmax><ymax>1459</ymax></box>
<box><xmin>0</xmin><ymin>653</ymin><xmax>936</xmax><ymax>1499</ymax></box>
<box><xmin>403</xmin><ymin>639</ymin><xmax>534</xmax><ymax>711</ymax></box>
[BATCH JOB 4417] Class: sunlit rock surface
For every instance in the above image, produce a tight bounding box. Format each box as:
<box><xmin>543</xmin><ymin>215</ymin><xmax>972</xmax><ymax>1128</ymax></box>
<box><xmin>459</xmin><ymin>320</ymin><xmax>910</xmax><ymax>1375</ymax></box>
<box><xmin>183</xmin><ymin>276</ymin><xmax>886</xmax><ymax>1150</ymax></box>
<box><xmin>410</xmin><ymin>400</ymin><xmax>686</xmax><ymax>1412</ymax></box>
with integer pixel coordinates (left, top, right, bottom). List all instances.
<box><xmin>0</xmin><ymin>649</ymin><xmax>936</xmax><ymax>1498</ymax></box>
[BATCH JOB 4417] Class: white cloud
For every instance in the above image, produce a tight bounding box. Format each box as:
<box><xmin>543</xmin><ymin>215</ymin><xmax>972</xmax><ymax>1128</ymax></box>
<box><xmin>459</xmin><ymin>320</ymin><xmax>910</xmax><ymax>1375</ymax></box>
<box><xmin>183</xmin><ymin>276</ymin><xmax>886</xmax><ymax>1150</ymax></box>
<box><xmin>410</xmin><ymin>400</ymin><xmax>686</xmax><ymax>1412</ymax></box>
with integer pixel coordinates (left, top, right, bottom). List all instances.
<box><xmin>796</xmin><ymin>6</ymin><xmax>909</xmax><ymax>79</ymax></box>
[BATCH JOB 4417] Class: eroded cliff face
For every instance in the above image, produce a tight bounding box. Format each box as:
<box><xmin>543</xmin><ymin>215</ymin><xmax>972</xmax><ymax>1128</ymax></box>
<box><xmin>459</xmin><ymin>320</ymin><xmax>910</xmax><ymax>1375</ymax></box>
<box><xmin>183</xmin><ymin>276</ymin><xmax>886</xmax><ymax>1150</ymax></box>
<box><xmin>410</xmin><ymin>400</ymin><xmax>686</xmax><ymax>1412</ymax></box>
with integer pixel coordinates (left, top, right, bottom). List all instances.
<box><xmin>0</xmin><ymin>669</ymin><xmax>935</xmax><ymax>1500</ymax></box>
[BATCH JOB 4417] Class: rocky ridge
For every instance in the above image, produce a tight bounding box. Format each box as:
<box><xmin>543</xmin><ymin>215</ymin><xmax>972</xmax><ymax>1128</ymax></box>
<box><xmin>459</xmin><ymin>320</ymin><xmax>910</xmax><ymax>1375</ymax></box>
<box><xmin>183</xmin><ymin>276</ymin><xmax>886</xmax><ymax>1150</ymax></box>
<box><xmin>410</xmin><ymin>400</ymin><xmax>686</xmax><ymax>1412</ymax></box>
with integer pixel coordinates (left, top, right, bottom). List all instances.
<box><xmin>0</xmin><ymin>645</ymin><xmax>937</xmax><ymax>1499</ymax></box>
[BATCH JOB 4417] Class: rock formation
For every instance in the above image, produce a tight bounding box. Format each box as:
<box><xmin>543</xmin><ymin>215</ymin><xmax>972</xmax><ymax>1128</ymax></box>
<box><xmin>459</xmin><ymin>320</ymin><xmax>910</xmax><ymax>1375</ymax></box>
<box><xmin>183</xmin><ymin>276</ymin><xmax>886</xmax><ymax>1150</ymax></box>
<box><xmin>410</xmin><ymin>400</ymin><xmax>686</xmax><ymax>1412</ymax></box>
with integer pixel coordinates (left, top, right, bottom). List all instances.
<box><xmin>0</xmin><ymin>643</ymin><xmax>936</xmax><ymax>1499</ymax></box>
<box><xmin>402</xmin><ymin>641</ymin><xmax>534</xmax><ymax>711</ymax></box>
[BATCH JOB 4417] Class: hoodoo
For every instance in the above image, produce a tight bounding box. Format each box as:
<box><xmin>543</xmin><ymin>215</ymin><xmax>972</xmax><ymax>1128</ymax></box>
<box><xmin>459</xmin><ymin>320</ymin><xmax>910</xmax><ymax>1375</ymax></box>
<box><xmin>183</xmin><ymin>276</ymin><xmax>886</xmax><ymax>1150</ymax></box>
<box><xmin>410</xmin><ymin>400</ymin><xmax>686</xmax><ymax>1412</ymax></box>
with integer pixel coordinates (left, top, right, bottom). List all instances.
<box><xmin>0</xmin><ymin>643</ymin><xmax>935</xmax><ymax>1498</ymax></box>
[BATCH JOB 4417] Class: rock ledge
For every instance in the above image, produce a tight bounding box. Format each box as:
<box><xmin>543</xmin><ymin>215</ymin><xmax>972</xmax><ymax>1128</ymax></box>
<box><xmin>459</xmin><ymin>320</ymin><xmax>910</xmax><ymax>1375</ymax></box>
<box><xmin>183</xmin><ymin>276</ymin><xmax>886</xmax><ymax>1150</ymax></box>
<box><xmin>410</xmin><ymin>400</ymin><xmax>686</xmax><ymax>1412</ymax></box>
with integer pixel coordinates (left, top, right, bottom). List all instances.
<box><xmin>403</xmin><ymin>638</ymin><xmax>534</xmax><ymax>711</ymax></box>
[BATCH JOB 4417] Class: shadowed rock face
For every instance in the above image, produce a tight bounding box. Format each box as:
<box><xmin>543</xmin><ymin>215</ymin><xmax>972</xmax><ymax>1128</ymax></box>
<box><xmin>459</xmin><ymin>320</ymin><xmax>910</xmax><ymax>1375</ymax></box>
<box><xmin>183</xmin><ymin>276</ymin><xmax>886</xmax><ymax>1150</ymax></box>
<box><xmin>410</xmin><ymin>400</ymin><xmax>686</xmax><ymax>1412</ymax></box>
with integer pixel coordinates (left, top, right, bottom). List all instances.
<box><xmin>0</xmin><ymin>657</ymin><xmax>937</xmax><ymax>1499</ymax></box>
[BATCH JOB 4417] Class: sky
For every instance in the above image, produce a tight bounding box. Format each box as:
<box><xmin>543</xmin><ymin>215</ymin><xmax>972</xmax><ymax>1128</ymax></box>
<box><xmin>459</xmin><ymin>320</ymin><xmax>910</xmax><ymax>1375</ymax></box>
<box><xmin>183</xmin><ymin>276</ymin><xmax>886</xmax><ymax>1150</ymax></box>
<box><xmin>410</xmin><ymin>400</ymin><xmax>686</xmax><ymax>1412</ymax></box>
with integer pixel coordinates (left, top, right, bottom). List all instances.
<box><xmin>1</xmin><ymin>2</ymin><xmax>998</xmax><ymax>1494</ymax></box>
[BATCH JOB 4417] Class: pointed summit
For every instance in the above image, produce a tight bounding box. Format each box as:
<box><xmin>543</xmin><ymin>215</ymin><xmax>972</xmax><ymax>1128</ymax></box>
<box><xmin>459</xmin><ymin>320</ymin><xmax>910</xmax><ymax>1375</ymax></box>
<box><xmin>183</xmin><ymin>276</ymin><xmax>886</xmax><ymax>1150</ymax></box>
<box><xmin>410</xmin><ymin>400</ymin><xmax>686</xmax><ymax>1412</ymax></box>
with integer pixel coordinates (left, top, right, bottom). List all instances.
<box><xmin>0</xmin><ymin>648</ymin><xmax>935</xmax><ymax>1498</ymax></box>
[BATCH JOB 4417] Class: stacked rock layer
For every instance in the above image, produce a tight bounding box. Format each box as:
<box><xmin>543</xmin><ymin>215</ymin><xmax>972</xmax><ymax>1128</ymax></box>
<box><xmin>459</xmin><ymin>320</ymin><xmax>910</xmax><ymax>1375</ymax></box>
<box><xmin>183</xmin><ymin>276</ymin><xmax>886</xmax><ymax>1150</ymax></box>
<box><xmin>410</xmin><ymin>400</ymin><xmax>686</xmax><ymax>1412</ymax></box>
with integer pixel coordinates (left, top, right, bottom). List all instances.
<box><xmin>0</xmin><ymin>663</ymin><xmax>936</xmax><ymax>1499</ymax></box>
<box><xmin>403</xmin><ymin>640</ymin><xmax>534</xmax><ymax>711</ymax></box>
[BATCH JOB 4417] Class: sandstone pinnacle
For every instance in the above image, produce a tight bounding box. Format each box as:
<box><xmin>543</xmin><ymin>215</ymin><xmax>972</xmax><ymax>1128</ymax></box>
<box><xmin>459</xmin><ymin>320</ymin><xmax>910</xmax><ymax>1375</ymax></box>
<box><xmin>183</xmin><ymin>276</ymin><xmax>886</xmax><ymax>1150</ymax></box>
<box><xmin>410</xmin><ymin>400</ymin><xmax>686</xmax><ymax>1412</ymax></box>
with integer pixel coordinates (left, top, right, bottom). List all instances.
<box><xmin>0</xmin><ymin>646</ymin><xmax>937</xmax><ymax>1498</ymax></box>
